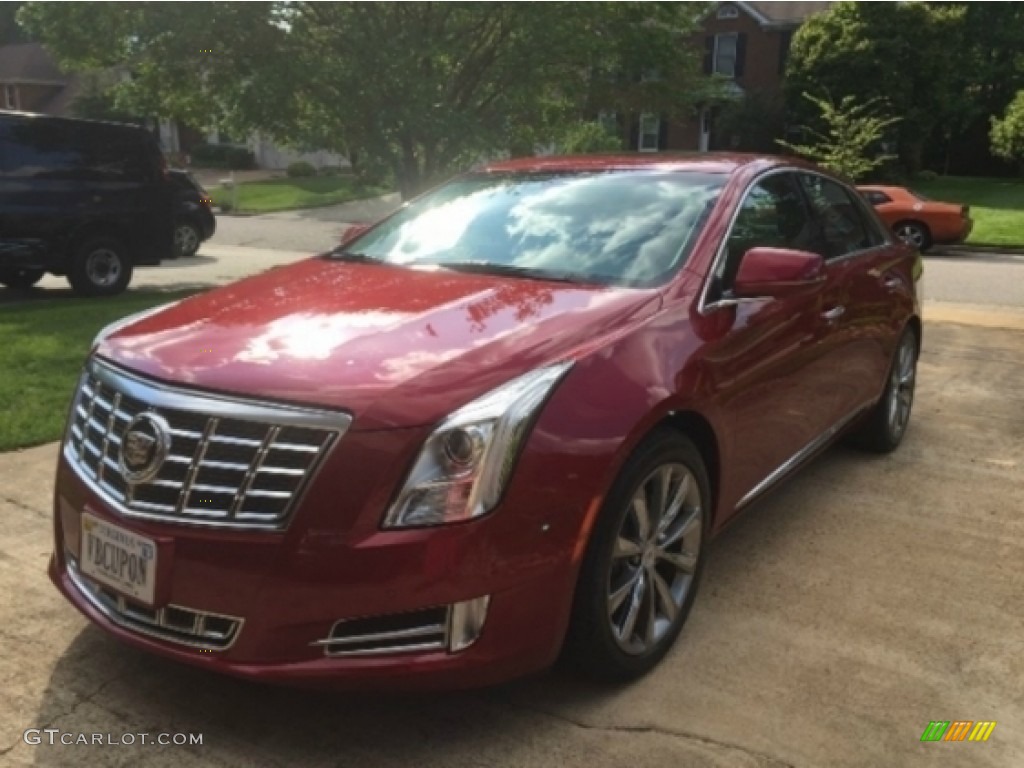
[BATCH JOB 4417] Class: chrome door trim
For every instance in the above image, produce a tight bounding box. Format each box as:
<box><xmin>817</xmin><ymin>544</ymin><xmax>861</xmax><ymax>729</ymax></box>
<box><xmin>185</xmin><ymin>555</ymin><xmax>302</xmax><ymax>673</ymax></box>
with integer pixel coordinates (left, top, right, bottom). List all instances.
<box><xmin>734</xmin><ymin>402</ymin><xmax>871</xmax><ymax>510</ymax></box>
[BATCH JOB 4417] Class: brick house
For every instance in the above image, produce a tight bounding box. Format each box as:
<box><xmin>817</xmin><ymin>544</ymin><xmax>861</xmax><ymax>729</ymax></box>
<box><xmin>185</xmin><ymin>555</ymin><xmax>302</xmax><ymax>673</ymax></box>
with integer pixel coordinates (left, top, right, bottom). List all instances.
<box><xmin>630</xmin><ymin>1</ymin><xmax>834</xmax><ymax>153</ymax></box>
<box><xmin>0</xmin><ymin>42</ymin><xmax>78</xmax><ymax>115</ymax></box>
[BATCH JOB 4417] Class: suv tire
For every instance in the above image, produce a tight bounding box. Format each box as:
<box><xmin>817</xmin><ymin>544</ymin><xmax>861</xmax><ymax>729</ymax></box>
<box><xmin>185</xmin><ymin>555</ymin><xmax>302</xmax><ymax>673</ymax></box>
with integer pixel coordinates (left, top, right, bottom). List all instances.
<box><xmin>67</xmin><ymin>237</ymin><xmax>133</xmax><ymax>297</ymax></box>
<box><xmin>0</xmin><ymin>267</ymin><xmax>45</xmax><ymax>290</ymax></box>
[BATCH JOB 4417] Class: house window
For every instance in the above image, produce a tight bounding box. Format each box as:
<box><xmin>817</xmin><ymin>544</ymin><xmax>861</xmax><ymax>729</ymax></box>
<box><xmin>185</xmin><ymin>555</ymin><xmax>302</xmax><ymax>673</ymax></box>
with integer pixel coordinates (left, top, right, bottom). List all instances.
<box><xmin>714</xmin><ymin>34</ymin><xmax>738</xmax><ymax>76</ymax></box>
<box><xmin>717</xmin><ymin>3</ymin><xmax>739</xmax><ymax>19</ymax></box>
<box><xmin>3</xmin><ymin>84</ymin><xmax>19</xmax><ymax>110</ymax></box>
<box><xmin>638</xmin><ymin>114</ymin><xmax>660</xmax><ymax>152</ymax></box>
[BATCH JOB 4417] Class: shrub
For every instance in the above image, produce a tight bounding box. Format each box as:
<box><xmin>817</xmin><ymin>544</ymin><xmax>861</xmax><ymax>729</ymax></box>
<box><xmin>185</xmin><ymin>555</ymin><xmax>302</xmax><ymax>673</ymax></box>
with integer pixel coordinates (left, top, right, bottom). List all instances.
<box><xmin>915</xmin><ymin>169</ymin><xmax>938</xmax><ymax>182</ymax></box>
<box><xmin>558</xmin><ymin>121</ymin><xmax>623</xmax><ymax>154</ymax></box>
<box><xmin>286</xmin><ymin>161</ymin><xmax>317</xmax><ymax>178</ymax></box>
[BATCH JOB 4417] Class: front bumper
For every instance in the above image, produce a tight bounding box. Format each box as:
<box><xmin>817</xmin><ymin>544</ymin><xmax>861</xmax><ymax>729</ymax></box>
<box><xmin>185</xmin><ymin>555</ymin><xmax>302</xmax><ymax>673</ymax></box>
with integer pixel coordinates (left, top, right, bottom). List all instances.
<box><xmin>50</xmin><ymin>444</ymin><xmax>583</xmax><ymax>690</ymax></box>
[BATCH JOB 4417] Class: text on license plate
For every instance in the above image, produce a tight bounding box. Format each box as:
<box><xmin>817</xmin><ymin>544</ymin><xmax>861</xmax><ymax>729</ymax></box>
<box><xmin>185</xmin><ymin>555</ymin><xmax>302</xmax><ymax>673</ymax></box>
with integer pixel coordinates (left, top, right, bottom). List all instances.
<box><xmin>80</xmin><ymin>512</ymin><xmax>157</xmax><ymax>605</ymax></box>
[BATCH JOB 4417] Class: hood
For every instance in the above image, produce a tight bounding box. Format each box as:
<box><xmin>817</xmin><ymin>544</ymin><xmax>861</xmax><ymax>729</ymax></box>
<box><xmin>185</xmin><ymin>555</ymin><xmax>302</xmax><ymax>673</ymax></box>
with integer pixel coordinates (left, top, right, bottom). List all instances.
<box><xmin>97</xmin><ymin>257</ymin><xmax>661</xmax><ymax>430</ymax></box>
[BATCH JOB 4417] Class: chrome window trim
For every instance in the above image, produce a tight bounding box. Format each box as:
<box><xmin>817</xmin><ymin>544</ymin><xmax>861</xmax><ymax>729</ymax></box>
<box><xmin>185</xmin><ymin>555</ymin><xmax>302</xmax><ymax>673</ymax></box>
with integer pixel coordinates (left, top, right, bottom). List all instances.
<box><xmin>697</xmin><ymin>167</ymin><xmax>892</xmax><ymax>316</ymax></box>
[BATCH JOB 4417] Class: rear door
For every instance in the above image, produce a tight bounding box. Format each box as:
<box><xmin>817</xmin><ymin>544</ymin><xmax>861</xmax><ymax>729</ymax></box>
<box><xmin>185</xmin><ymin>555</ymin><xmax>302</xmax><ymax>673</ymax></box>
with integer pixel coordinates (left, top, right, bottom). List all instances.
<box><xmin>797</xmin><ymin>173</ymin><xmax>893</xmax><ymax>416</ymax></box>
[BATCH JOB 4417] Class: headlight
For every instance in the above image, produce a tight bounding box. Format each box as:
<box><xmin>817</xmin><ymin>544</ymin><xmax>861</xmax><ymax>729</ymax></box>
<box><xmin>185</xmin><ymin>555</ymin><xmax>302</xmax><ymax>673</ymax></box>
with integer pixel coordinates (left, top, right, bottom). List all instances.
<box><xmin>383</xmin><ymin>361</ymin><xmax>573</xmax><ymax>528</ymax></box>
<box><xmin>91</xmin><ymin>300</ymin><xmax>183</xmax><ymax>349</ymax></box>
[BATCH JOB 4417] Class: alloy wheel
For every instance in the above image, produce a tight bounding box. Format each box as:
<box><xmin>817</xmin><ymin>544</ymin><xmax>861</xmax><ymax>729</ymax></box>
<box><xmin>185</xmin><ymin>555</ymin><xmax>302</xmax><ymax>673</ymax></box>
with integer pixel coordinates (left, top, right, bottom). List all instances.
<box><xmin>174</xmin><ymin>224</ymin><xmax>199</xmax><ymax>256</ymax></box>
<box><xmin>896</xmin><ymin>224</ymin><xmax>926</xmax><ymax>249</ymax></box>
<box><xmin>608</xmin><ymin>463</ymin><xmax>702</xmax><ymax>656</ymax></box>
<box><xmin>887</xmin><ymin>334</ymin><xmax>917</xmax><ymax>439</ymax></box>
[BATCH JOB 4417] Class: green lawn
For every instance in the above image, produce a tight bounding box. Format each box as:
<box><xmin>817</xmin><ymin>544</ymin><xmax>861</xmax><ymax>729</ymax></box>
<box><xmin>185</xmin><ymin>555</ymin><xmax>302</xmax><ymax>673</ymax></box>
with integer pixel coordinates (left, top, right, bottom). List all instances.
<box><xmin>209</xmin><ymin>176</ymin><xmax>390</xmax><ymax>214</ymax></box>
<box><xmin>911</xmin><ymin>176</ymin><xmax>1024</xmax><ymax>248</ymax></box>
<box><xmin>0</xmin><ymin>290</ymin><xmax>201</xmax><ymax>452</ymax></box>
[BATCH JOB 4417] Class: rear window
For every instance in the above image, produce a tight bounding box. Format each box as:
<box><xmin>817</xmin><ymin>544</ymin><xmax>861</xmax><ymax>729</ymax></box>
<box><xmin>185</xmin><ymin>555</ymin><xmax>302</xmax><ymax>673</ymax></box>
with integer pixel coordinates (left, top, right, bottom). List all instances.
<box><xmin>0</xmin><ymin>118</ymin><xmax>160</xmax><ymax>182</ymax></box>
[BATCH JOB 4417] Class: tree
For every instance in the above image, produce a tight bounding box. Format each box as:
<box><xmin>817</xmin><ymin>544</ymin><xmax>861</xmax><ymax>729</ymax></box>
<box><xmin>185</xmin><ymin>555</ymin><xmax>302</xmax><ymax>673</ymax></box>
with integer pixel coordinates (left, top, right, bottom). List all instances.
<box><xmin>20</xmin><ymin>2</ymin><xmax>710</xmax><ymax>199</ymax></box>
<box><xmin>785</xmin><ymin>1</ymin><xmax>961</xmax><ymax>175</ymax></box>
<box><xmin>0</xmin><ymin>2</ymin><xmax>29</xmax><ymax>43</ymax></box>
<box><xmin>991</xmin><ymin>91</ymin><xmax>1024</xmax><ymax>171</ymax></box>
<box><xmin>777</xmin><ymin>93</ymin><xmax>900</xmax><ymax>181</ymax></box>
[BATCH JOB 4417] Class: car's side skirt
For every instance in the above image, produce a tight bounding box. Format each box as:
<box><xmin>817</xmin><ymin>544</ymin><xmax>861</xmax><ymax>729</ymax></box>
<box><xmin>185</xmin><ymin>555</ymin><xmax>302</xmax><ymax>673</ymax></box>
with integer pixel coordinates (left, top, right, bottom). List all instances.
<box><xmin>734</xmin><ymin>402</ymin><xmax>873</xmax><ymax>511</ymax></box>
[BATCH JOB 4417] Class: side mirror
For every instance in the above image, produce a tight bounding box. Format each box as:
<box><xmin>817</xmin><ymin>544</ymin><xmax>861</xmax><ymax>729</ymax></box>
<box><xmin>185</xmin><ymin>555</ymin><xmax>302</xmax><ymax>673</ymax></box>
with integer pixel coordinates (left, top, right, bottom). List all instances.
<box><xmin>733</xmin><ymin>247</ymin><xmax>825</xmax><ymax>299</ymax></box>
<box><xmin>339</xmin><ymin>223</ymin><xmax>371</xmax><ymax>248</ymax></box>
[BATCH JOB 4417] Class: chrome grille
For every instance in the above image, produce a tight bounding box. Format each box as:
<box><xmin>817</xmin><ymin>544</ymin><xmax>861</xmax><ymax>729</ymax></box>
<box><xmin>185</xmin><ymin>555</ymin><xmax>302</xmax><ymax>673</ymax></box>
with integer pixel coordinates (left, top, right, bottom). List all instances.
<box><xmin>67</xmin><ymin>555</ymin><xmax>242</xmax><ymax>650</ymax></box>
<box><xmin>64</xmin><ymin>358</ymin><xmax>351</xmax><ymax>530</ymax></box>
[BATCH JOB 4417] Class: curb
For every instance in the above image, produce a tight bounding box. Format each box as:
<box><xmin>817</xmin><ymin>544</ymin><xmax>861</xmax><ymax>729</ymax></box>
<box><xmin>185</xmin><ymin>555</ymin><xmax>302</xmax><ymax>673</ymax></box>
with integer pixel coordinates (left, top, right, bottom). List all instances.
<box><xmin>925</xmin><ymin>301</ymin><xmax>1024</xmax><ymax>332</ymax></box>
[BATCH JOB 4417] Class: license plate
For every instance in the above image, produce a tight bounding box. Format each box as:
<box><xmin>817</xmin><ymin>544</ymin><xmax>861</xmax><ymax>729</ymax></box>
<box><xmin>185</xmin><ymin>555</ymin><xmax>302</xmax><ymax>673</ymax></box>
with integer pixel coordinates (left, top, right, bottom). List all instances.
<box><xmin>80</xmin><ymin>512</ymin><xmax>157</xmax><ymax>605</ymax></box>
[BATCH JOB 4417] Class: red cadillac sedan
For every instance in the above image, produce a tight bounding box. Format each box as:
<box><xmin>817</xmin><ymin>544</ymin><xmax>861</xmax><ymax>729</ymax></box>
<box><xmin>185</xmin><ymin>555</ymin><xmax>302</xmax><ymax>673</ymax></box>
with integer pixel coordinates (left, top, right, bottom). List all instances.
<box><xmin>50</xmin><ymin>154</ymin><xmax>921</xmax><ymax>688</ymax></box>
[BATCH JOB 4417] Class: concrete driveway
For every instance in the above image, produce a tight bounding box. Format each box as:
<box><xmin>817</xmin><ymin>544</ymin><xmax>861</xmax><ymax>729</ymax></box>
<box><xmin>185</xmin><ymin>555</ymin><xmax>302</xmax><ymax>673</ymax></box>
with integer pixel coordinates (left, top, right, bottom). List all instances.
<box><xmin>1</xmin><ymin>311</ymin><xmax>1022</xmax><ymax>766</ymax></box>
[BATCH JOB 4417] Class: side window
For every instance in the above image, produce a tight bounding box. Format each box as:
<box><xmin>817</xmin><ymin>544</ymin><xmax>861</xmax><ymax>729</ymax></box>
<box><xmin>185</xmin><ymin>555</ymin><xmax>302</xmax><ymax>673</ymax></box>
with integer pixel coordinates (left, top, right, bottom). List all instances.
<box><xmin>1</xmin><ymin>120</ymin><xmax>84</xmax><ymax>179</ymax></box>
<box><xmin>84</xmin><ymin>129</ymin><xmax>150</xmax><ymax>182</ymax></box>
<box><xmin>717</xmin><ymin>173</ymin><xmax>818</xmax><ymax>288</ymax></box>
<box><xmin>798</xmin><ymin>174</ymin><xmax>872</xmax><ymax>259</ymax></box>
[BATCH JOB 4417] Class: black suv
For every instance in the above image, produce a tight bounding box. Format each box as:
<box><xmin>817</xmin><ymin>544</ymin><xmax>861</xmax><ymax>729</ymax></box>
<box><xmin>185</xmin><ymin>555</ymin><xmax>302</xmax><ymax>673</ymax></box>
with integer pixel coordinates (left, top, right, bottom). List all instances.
<box><xmin>0</xmin><ymin>111</ymin><xmax>175</xmax><ymax>296</ymax></box>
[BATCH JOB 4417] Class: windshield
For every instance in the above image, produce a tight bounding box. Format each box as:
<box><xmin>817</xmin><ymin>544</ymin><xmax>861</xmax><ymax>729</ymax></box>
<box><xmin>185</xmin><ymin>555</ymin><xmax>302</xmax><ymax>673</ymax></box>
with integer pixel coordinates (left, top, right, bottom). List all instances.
<box><xmin>336</xmin><ymin>170</ymin><xmax>726</xmax><ymax>287</ymax></box>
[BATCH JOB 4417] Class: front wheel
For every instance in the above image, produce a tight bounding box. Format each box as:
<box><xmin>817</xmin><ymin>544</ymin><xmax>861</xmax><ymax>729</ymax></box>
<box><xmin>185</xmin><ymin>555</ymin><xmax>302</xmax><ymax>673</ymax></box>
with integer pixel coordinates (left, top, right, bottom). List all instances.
<box><xmin>173</xmin><ymin>220</ymin><xmax>202</xmax><ymax>258</ymax></box>
<box><xmin>0</xmin><ymin>267</ymin><xmax>45</xmax><ymax>290</ymax></box>
<box><xmin>67</xmin><ymin>237</ymin><xmax>133</xmax><ymax>297</ymax></box>
<box><xmin>564</xmin><ymin>429</ymin><xmax>710</xmax><ymax>682</ymax></box>
<box><xmin>851</xmin><ymin>327</ymin><xmax>918</xmax><ymax>453</ymax></box>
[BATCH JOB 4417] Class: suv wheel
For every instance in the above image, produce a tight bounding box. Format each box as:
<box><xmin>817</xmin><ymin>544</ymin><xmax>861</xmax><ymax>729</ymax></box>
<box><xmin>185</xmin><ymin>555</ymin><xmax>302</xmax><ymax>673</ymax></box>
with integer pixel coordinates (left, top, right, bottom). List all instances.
<box><xmin>564</xmin><ymin>429</ymin><xmax>710</xmax><ymax>682</ymax></box>
<box><xmin>173</xmin><ymin>220</ymin><xmax>201</xmax><ymax>258</ymax></box>
<box><xmin>0</xmin><ymin>267</ymin><xmax>45</xmax><ymax>290</ymax></box>
<box><xmin>67</xmin><ymin>238</ymin><xmax>133</xmax><ymax>297</ymax></box>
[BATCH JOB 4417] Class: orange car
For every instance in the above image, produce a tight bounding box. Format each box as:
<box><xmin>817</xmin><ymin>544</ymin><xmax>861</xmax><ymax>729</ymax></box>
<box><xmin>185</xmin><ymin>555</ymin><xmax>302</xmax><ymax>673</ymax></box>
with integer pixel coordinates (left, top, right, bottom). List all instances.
<box><xmin>858</xmin><ymin>185</ymin><xmax>972</xmax><ymax>251</ymax></box>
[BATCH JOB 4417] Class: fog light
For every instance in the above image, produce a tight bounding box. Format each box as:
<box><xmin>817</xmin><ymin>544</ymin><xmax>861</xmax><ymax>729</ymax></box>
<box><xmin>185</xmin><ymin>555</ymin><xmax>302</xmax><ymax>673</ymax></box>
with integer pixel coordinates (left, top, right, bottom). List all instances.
<box><xmin>448</xmin><ymin>595</ymin><xmax>490</xmax><ymax>652</ymax></box>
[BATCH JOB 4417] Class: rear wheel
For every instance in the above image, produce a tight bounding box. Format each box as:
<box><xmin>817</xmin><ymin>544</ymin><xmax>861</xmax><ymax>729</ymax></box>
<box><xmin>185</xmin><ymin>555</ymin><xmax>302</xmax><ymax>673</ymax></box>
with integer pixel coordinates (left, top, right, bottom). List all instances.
<box><xmin>893</xmin><ymin>221</ymin><xmax>932</xmax><ymax>252</ymax></box>
<box><xmin>564</xmin><ymin>429</ymin><xmax>710</xmax><ymax>682</ymax></box>
<box><xmin>67</xmin><ymin>237</ymin><xmax>133</xmax><ymax>297</ymax></box>
<box><xmin>851</xmin><ymin>327</ymin><xmax>918</xmax><ymax>453</ymax></box>
<box><xmin>0</xmin><ymin>267</ymin><xmax>45</xmax><ymax>290</ymax></box>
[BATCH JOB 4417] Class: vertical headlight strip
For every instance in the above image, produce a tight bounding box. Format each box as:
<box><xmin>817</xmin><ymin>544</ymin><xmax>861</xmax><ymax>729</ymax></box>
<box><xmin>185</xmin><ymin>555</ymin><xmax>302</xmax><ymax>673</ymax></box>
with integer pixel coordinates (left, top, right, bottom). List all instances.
<box><xmin>383</xmin><ymin>361</ymin><xmax>573</xmax><ymax>528</ymax></box>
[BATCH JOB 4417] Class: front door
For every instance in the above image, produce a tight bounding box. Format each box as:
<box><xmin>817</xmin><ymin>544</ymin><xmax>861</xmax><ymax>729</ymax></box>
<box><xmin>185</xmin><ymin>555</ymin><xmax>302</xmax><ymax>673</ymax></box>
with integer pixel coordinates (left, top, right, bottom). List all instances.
<box><xmin>699</xmin><ymin>171</ymin><xmax>846</xmax><ymax>517</ymax></box>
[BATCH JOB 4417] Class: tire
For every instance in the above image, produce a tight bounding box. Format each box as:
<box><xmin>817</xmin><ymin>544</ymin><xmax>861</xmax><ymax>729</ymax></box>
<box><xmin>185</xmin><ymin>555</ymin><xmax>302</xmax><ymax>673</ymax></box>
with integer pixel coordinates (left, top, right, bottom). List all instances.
<box><xmin>0</xmin><ymin>267</ymin><xmax>45</xmax><ymax>290</ymax></box>
<box><xmin>66</xmin><ymin>237</ymin><xmax>133</xmax><ymax>297</ymax></box>
<box><xmin>173</xmin><ymin>220</ymin><xmax>202</xmax><ymax>258</ymax></box>
<box><xmin>893</xmin><ymin>220</ymin><xmax>932</xmax><ymax>252</ymax></box>
<box><xmin>851</xmin><ymin>326</ymin><xmax>918</xmax><ymax>453</ymax></box>
<box><xmin>564</xmin><ymin>428</ymin><xmax>711</xmax><ymax>682</ymax></box>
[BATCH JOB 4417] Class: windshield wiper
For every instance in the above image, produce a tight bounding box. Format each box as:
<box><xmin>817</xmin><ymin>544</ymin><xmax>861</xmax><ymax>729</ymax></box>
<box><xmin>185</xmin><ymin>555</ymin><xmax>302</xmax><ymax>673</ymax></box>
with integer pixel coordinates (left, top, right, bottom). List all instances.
<box><xmin>428</xmin><ymin>261</ymin><xmax>597</xmax><ymax>285</ymax></box>
<box><xmin>326</xmin><ymin>248</ymin><xmax>384</xmax><ymax>263</ymax></box>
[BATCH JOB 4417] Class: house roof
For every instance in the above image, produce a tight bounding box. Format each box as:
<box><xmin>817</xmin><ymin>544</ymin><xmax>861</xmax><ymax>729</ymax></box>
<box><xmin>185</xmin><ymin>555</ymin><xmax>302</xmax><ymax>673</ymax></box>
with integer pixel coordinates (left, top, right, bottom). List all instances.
<box><xmin>738</xmin><ymin>2</ymin><xmax>835</xmax><ymax>27</ymax></box>
<box><xmin>0</xmin><ymin>42</ymin><xmax>67</xmax><ymax>85</ymax></box>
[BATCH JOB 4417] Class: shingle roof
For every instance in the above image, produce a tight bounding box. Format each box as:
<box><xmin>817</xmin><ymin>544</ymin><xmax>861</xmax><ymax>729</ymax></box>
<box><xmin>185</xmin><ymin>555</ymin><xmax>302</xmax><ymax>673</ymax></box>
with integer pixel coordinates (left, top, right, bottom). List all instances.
<box><xmin>0</xmin><ymin>42</ymin><xmax>67</xmax><ymax>84</ymax></box>
<box><xmin>742</xmin><ymin>2</ymin><xmax>835</xmax><ymax>26</ymax></box>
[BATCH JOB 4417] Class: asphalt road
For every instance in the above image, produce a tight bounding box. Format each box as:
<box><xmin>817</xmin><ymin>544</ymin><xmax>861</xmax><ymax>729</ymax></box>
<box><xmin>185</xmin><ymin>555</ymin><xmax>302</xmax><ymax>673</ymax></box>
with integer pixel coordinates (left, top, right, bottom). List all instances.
<box><xmin>1</xmin><ymin>319</ymin><xmax>1022</xmax><ymax>767</ymax></box>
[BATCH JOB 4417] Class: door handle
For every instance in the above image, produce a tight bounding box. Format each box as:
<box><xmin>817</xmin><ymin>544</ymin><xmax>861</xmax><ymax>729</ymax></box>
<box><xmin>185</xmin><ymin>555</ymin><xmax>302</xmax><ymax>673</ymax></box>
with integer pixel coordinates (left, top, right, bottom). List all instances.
<box><xmin>882</xmin><ymin>275</ymin><xmax>902</xmax><ymax>290</ymax></box>
<box><xmin>821</xmin><ymin>306</ymin><xmax>846</xmax><ymax>322</ymax></box>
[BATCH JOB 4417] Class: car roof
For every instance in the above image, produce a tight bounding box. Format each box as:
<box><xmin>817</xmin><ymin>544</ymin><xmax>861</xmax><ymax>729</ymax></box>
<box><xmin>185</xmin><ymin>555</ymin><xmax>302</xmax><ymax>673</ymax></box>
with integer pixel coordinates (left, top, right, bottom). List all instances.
<box><xmin>0</xmin><ymin>108</ymin><xmax>151</xmax><ymax>135</ymax></box>
<box><xmin>481</xmin><ymin>152</ymin><xmax>812</xmax><ymax>176</ymax></box>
